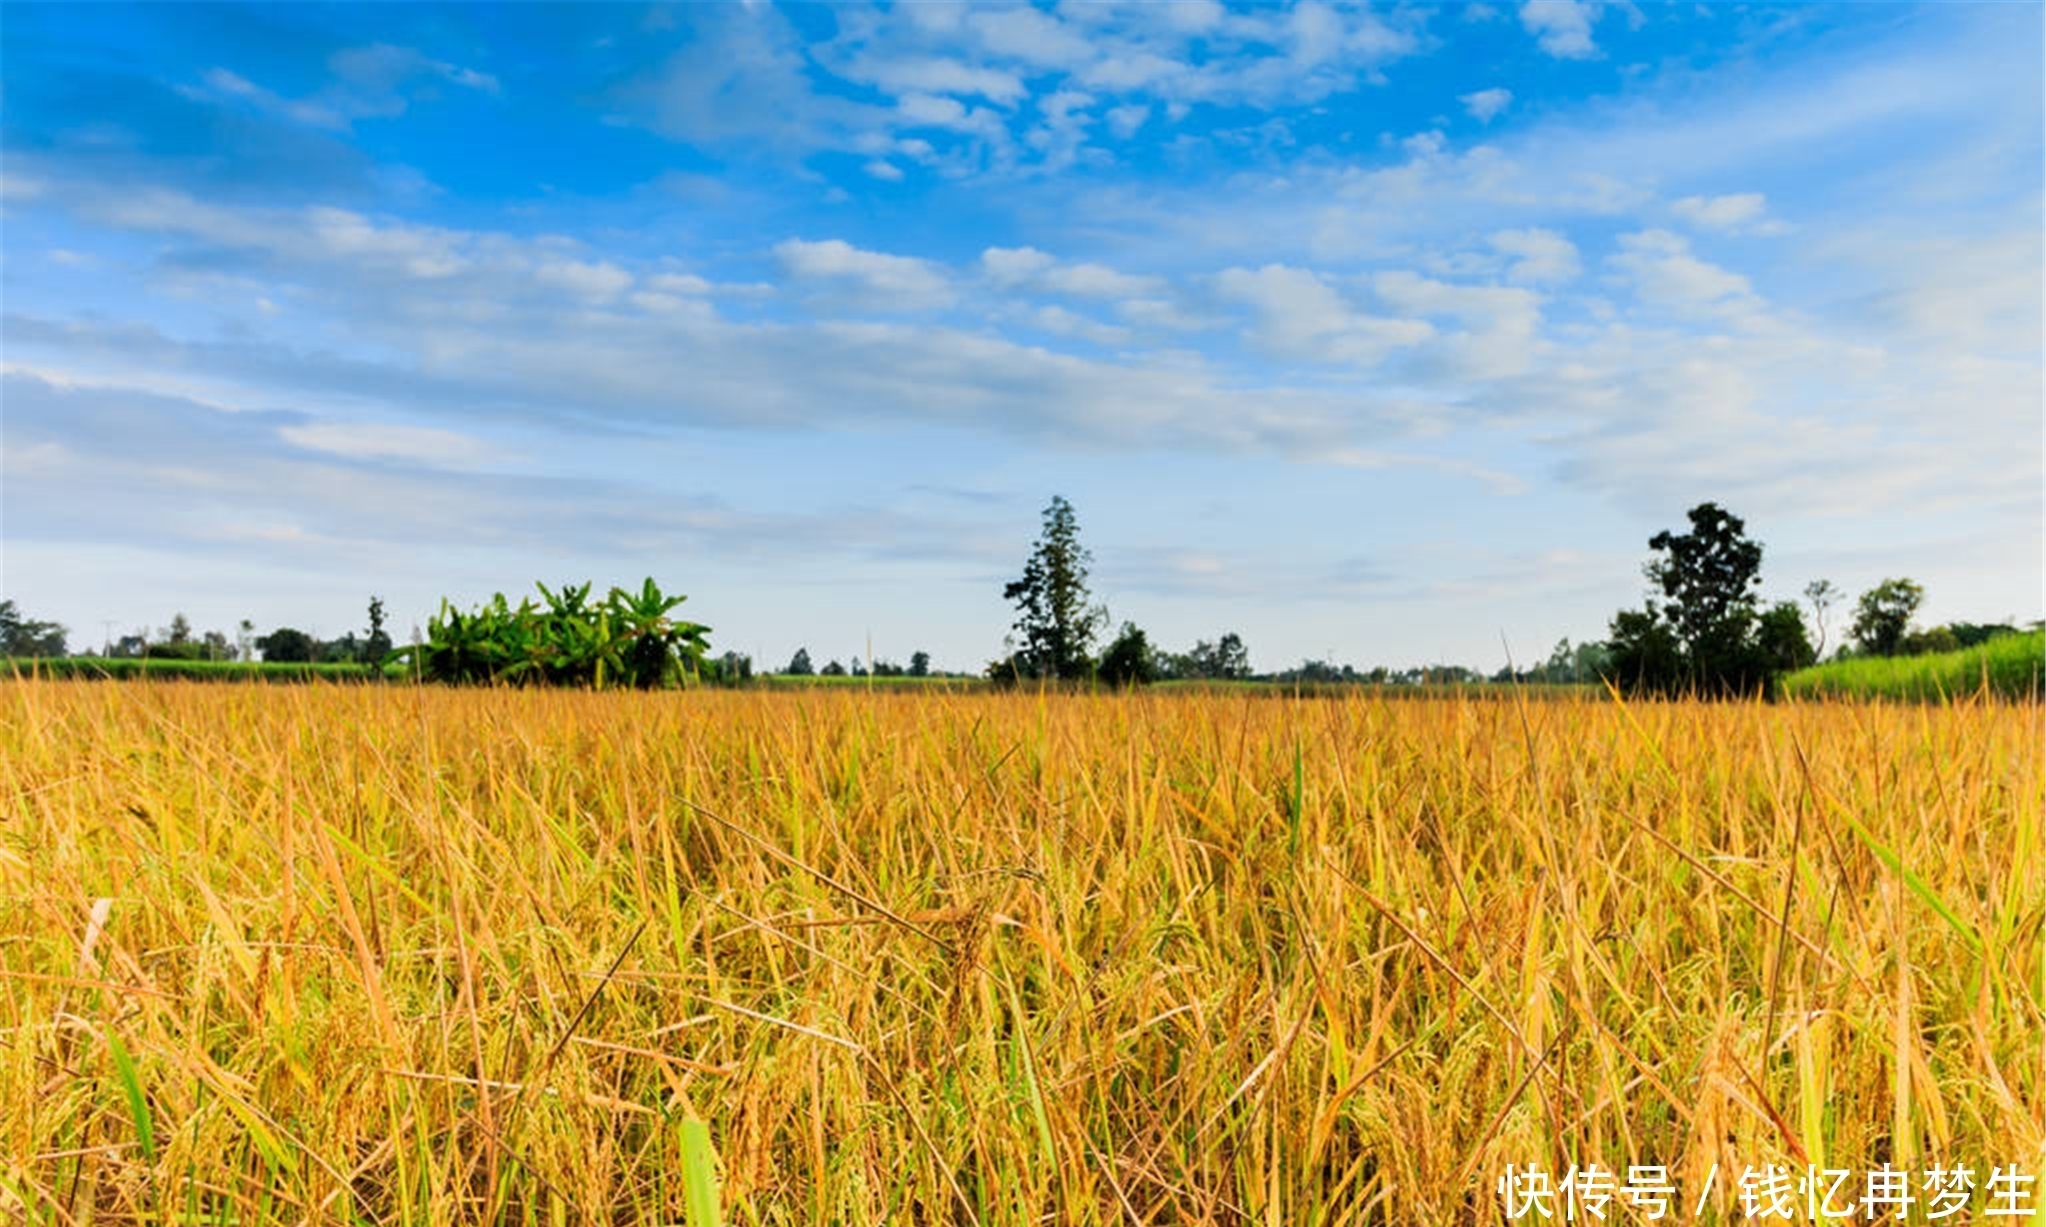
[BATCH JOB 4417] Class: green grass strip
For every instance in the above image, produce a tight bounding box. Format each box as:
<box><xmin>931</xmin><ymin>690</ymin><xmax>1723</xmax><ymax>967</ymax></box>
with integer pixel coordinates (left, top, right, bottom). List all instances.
<box><xmin>1782</xmin><ymin>631</ymin><xmax>2044</xmax><ymax>702</ymax></box>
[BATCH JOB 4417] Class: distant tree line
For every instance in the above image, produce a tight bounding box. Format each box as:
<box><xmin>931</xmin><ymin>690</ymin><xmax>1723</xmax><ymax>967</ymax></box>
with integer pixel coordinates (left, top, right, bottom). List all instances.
<box><xmin>1600</xmin><ymin>503</ymin><xmax>2025</xmax><ymax>697</ymax></box>
<box><xmin>986</xmin><ymin>496</ymin><xmax>1595</xmax><ymax>689</ymax></box>
<box><xmin>0</xmin><ymin>597</ymin><xmax>394</xmax><ymax>665</ymax></box>
<box><xmin>979</xmin><ymin>495</ymin><xmax>2029</xmax><ymax>698</ymax></box>
<box><xmin>6</xmin><ymin>499</ymin><xmax>2027</xmax><ymax>697</ymax></box>
<box><xmin>779</xmin><ymin>647</ymin><xmax>947</xmax><ymax>678</ymax></box>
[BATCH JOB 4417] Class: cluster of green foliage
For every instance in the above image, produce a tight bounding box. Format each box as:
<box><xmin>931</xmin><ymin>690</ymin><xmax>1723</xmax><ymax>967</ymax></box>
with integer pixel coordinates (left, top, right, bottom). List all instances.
<box><xmin>1095</xmin><ymin>626</ymin><xmax>1264</xmax><ymax>686</ymax></box>
<box><xmin>992</xmin><ymin>495</ymin><xmax>1108</xmax><ymax>682</ymax></box>
<box><xmin>1848</xmin><ymin>577</ymin><xmax>1924</xmax><ymax>657</ymax></box>
<box><xmin>988</xmin><ymin>498</ymin><xmax>1268</xmax><ymax>688</ymax></box>
<box><xmin>395</xmin><ymin>579</ymin><xmax>710</xmax><ymax>688</ymax></box>
<box><xmin>706</xmin><ymin>650</ymin><xmax>754</xmax><ymax>685</ymax></box>
<box><xmin>779</xmin><ymin>647</ymin><xmax>935</xmax><ymax>679</ymax></box>
<box><xmin>1096</xmin><ymin>622</ymin><xmax>1157</xmax><ymax>685</ymax></box>
<box><xmin>248</xmin><ymin>598</ymin><xmax>394</xmax><ymax>665</ymax></box>
<box><xmin>1605</xmin><ymin>502</ymin><xmax>1814</xmax><ymax>696</ymax></box>
<box><xmin>1493</xmin><ymin>638</ymin><xmax>1615</xmax><ymax>685</ymax></box>
<box><xmin>1838</xmin><ymin>577</ymin><xmax>2024</xmax><ymax>661</ymax></box>
<box><xmin>760</xmin><ymin>673</ymin><xmax>974</xmax><ymax>689</ymax></box>
<box><xmin>0</xmin><ymin>600</ymin><xmax>68</xmax><ymax>657</ymax></box>
<box><xmin>1163</xmin><ymin>632</ymin><xmax>1253</xmax><ymax>681</ymax></box>
<box><xmin>1782</xmin><ymin>629</ymin><xmax>2044</xmax><ymax>701</ymax></box>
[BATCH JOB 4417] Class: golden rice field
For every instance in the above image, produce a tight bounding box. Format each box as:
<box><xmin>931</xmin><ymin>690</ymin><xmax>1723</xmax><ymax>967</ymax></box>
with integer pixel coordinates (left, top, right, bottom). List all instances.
<box><xmin>2</xmin><ymin>680</ymin><xmax>2041</xmax><ymax>1225</ymax></box>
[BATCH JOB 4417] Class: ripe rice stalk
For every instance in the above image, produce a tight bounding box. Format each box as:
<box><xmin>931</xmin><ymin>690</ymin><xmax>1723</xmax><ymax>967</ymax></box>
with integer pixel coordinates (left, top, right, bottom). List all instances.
<box><xmin>0</xmin><ymin>679</ymin><xmax>2036</xmax><ymax>1222</ymax></box>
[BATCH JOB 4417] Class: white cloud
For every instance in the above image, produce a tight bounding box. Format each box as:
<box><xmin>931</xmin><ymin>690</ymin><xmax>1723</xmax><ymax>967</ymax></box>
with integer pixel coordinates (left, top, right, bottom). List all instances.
<box><xmin>17</xmin><ymin>1</ymin><xmax>2036</xmax><ymax>592</ymax></box>
<box><xmin>1116</xmin><ymin>297</ymin><xmax>1211</xmax><ymax>332</ymax></box>
<box><xmin>187</xmin><ymin>45</ymin><xmax>496</xmax><ymax>132</ymax></box>
<box><xmin>279</xmin><ymin>420</ymin><xmax>504</xmax><ymax>468</ymax></box>
<box><xmin>1026</xmin><ymin>89</ymin><xmax>1097</xmax><ymax>170</ymax></box>
<box><xmin>1670</xmin><ymin>193</ymin><xmax>1771</xmax><ymax>231</ymax></box>
<box><xmin>775</xmin><ymin>238</ymin><xmax>954</xmax><ymax>308</ymax></box>
<box><xmin>626</xmin><ymin>0</ymin><xmax>1430</xmax><ymax>177</ymax></box>
<box><xmin>645</xmin><ymin>272</ymin><xmax>714</xmax><ymax>295</ymax></box>
<box><xmin>981</xmin><ymin>246</ymin><xmax>1058</xmax><ymax>285</ymax></box>
<box><xmin>1045</xmin><ymin>262</ymin><xmax>1158</xmax><ymax>298</ymax></box>
<box><xmin>328</xmin><ymin>44</ymin><xmax>500</xmax><ymax>96</ymax></box>
<box><xmin>1460</xmin><ymin>87</ymin><xmax>1513</xmax><ymax>123</ymax></box>
<box><xmin>201</xmin><ymin>67</ymin><xmax>261</xmax><ymax>99</ymax></box>
<box><xmin>626</xmin><ymin>291</ymin><xmax>716</xmax><ymax>319</ymax></box>
<box><xmin>302</xmin><ymin>207</ymin><xmax>471</xmax><ymax>278</ymax></box>
<box><xmin>1106</xmin><ymin>104</ymin><xmax>1151</xmax><ymax>139</ymax></box>
<box><xmin>982</xmin><ymin>246</ymin><xmax>1162</xmax><ymax>299</ymax></box>
<box><xmin>1152</xmin><ymin>0</ymin><xmax>1228</xmax><ymax>35</ymax></box>
<box><xmin>1374</xmin><ymin>270</ymin><xmax>1545</xmax><ymax>379</ymax></box>
<box><xmin>1488</xmin><ymin>228</ymin><xmax>1581</xmax><ymax>283</ymax></box>
<box><xmin>1032</xmin><ymin>305</ymin><xmax>1132</xmax><ymax>346</ymax></box>
<box><xmin>1608</xmin><ymin>230</ymin><xmax>1756</xmax><ymax>314</ymax></box>
<box><xmin>1080</xmin><ymin>51</ymin><xmax>1184</xmax><ymax>94</ymax></box>
<box><xmin>1215</xmin><ymin>264</ymin><xmax>1433</xmax><ymax>366</ymax></box>
<box><xmin>628</xmin><ymin>6</ymin><xmax>889</xmax><ymax>153</ymax></box>
<box><xmin>836</xmin><ymin>54</ymin><xmax>1027</xmax><ymax>105</ymax></box>
<box><xmin>187</xmin><ymin>67</ymin><xmax>350</xmax><ymax>130</ymax></box>
<box><xmin>894</xmin><ymin>92</ymin><xmax>1012</xmax><ymax>150</ymax></box>
<box><xmin>11</xmin><ymin>3</ymin><xmax>2041</xmax><ymax>670</ymax></box>
<box><xmin>968</xmin><ymin>6</ymin><xmax>1097</xmax><ymax>69</ymax></box>
<box><xmin>1519</xmin><ymin>0</ymin><xmax>1604</xmax><ymax>59</ymax></box>
<box><xmin>533</xmin><ymin>259</ymin><xmax>633</xmax><ymax>302</ymax></box>
<box><xmin>90</xmin><ymin>190</ymin><xmax>481</xmax><ymax>282</ymax></box>
<box><xmin>1816</xmin><ymin>217</ymin><xmax>2041</xmax><ymax>356</ymax></box>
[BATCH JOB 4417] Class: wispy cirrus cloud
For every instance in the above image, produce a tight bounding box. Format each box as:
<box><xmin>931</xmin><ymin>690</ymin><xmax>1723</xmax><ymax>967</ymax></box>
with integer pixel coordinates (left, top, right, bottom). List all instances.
<box><xmin>614</xmin><ymin>0</ymin><xmax>1429</xmax><ymax>178</ymax></box>
<box><xmin>183</xmin><ymin>43</ymin><xmax>497</xmax><ymax>132</ymax></box>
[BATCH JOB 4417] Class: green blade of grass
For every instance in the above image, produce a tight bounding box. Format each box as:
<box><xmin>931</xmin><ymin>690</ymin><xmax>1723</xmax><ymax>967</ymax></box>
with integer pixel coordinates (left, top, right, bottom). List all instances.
<box><xmin>679</xmin><ymin>1116</ymin><xmax>723</xmax><ymax>1227</ymax></box>
<box><xmin>106</xmin><ymin>1030</ymin><xmax>154</xmax><ymax>1163</ymax></box>
<box><xmin>1004</xmin><ymin>976</ymin><xmax>1058</xmax><ymax>1172</ymax></box>
<box><xmin>1839</xmin><ymin>812</ymin><xmax>1984</xmax><ymax>957</ymax></box>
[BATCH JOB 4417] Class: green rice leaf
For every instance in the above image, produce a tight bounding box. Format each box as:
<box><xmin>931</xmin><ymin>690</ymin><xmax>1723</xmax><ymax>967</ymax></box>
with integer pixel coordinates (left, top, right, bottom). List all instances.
<box><xmin>106</xmin><ymin>1030</ymin><xmax>154</xmax><ymax>1163</ymax></box>
<box><xmin>680</xmin><ymin>1117</ymin><xmax>723</xmax><ymax>1227</ymax></box>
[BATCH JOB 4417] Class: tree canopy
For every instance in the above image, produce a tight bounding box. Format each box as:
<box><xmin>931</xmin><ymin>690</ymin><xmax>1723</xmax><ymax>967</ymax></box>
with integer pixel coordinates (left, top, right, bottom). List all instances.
<box><xmin>256</xmin><ymin>627</ymin><xmax>319</xmax><ymax>663</ymax></box>
<box><xmin>1606</xmin><ymin>502</ymin><xmax>1810</xmax><ymax>696</ymax></box>
<box><xmin>1096</xmin><ymin>622</ymin><xmax>1157</xmax><ymax>686</ymax></box>
<box><xmin>1851</xmin><ymin>577</ymin><xmax>1925</xmax><ymax>657</ymax></box>
<box><xmin>0</xmin><ymin>600</ymin><xmax>68</xmax><ymax>657</ymax></box>
<box><xmin>998</xmin><ymin>495</ymin><xmax>1105</xmax><ymax>682</ymax></box>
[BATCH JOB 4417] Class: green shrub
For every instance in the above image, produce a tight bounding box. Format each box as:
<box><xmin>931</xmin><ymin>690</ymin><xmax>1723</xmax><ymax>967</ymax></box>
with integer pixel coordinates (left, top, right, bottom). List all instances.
<box><xmin>393</xmin><ymin>578</ymin><xmax>711</xmax><ymax>688</ymax></box>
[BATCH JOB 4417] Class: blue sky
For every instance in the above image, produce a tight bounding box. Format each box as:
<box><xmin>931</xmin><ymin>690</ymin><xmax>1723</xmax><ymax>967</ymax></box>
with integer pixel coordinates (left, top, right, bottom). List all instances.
<box><xmin>2</xmin><ymin>1</ymin><xmax>2039</xmax><ymax>672</ymax></box>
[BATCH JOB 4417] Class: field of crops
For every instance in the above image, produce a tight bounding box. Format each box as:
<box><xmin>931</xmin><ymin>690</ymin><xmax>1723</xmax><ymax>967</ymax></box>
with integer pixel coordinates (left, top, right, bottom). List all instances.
<box><xmin>3</xmin><ymin>681</ymin><xmax>2040</xmax><ymax>1224</ymax></box>
<box><xmin>1782</xmin><ymin>630</ymin><xmax>2045</xmax><ymax>703</ymax></box>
